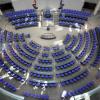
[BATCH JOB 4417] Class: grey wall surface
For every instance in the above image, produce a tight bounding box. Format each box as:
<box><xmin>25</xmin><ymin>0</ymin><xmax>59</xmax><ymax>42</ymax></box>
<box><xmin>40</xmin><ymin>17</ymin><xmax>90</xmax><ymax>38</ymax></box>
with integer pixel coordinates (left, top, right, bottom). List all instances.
<box><xmin>11</xmin><ymin>0</ymin><xmax>85</xmax><ymax>11</ymax></box>
<box><xmin>11</xmin><ymin>0</ymin><xmax>33</xmax><ymax>11</ymax></box>
<box><xmin>0</xmin><ymin>0</ymin><xmax>11</xmax><ymax>4</ymax></box>
<box><xmin>85</xmin><ymin>0</ymin><xmax>99</xmax><ymax>4</ymax></box>
<box><xmin>63</xmin><ymin>0</ymin><xmax>84</xmax><ymax>10</ymax></box>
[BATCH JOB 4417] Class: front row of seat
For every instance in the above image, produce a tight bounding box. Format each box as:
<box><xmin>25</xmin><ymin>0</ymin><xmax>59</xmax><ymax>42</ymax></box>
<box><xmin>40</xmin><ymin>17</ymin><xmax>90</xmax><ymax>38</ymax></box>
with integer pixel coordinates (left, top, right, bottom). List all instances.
<box><xmin>59</xmin><ymin>21</ymin><xmax>82</xmax><ymax>28</ymax></box>
<box><xmin>65</xmin><ymin>81</ymin><xmax>94</xmax><ymax>97</ymax></box>
<box><xmin>23</xmin><ymin>92</ymin><xmax>49</xmax><ymax>100</ymax></box>
<box><xmin>0</xmin><ymin>78</ymin><xmax>16</xmax><ymax>92</ymax></box>
<box><xmin>15</xmin><ymin>22</ymin><xmax>38</xmax><ymax>29</ymax></box>
<box><xmin>28</xmin><ymin>80</ymin><xmax>57</xmax><ymax>87</ymax></box>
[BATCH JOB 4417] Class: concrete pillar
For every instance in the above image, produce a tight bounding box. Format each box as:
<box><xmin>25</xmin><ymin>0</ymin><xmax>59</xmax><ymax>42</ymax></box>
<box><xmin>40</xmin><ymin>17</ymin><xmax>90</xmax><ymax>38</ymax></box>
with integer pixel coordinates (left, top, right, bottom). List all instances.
<box><xmin>0</xmin><ymin>10</ymin><xmax>3</xmax><ymax>15</ymax></box>
<box><xmin>94</xmin><ymin>1</ymin><xmax>100</xmax><ymax>15</ymax></box>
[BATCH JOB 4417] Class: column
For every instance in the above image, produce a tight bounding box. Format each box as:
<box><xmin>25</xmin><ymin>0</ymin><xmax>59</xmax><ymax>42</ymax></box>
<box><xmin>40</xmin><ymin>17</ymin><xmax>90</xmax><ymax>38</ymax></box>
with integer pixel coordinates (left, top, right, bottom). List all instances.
<box><xmin>94</xmin><ymin>1</ymin><xmax>100</xmax><ymax>15</ymax></box>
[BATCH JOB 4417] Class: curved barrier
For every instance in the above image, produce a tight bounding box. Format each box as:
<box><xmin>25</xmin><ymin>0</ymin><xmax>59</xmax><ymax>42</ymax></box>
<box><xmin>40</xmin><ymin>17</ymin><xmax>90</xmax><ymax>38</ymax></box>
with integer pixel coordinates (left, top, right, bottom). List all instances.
<box><xmin>0</xmin><ymin>88</ymin><xmax>24</xmax><ymax>100</ymax></box>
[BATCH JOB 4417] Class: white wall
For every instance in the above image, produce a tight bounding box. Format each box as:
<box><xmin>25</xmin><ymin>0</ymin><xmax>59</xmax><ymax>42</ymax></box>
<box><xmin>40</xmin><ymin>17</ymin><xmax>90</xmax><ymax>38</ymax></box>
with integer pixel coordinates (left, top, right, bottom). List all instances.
<box><xmin>38</xmin><ymin>0</ymin><xmax>59</xmax><ymax>10</ymax></box>
<box><xmin>63</xmin><ymin>0</ymin><xmax>85</xmax><ymax>11</ymax></box>
<box><xmin>11</xmin><ymin>0</ymin><xmax>85</xmax><ymax>11</ymax></box>
<box><xmin>11</xmin><ymin>0</ymin><xmax>33</xmax><ymax>11</ymax></box>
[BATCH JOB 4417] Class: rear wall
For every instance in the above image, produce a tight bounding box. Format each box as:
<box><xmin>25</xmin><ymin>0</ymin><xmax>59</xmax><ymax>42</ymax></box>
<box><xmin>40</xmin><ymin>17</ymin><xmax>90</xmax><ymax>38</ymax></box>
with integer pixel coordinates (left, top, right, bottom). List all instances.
<box><xmin>11</xmin><ymin>0</ymin><xmax>85</xmax><ymax>11</ymax></box>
